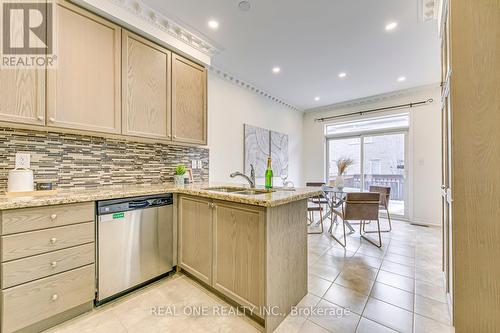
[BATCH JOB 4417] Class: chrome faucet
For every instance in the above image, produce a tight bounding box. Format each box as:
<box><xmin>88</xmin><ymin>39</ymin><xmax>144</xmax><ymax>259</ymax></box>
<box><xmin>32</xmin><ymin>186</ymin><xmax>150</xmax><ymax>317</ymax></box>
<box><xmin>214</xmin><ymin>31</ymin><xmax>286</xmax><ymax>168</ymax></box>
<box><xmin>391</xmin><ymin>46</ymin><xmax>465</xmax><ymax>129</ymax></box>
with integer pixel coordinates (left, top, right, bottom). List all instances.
<box><xmin>230</xmin><ymin>164</ymin><xmax>256</xmax><ymax>188</ymax></box>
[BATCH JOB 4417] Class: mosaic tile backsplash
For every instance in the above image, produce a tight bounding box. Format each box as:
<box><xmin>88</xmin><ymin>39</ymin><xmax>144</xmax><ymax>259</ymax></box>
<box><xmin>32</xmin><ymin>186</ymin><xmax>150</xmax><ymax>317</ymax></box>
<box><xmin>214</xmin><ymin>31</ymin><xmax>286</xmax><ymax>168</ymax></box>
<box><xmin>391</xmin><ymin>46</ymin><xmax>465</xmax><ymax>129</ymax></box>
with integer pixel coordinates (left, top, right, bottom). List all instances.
<box><xmin>0</xmin><ymin>127</ymin><xmax>209</xmax><ymax>193</ymax></box>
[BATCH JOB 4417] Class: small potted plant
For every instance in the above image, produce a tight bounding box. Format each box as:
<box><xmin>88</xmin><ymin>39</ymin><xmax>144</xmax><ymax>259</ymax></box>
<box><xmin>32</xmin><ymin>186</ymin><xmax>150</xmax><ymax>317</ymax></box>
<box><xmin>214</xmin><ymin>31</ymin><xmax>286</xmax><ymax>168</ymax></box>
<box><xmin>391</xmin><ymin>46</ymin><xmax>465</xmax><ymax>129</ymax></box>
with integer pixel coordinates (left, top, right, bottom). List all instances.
<box><xmin>174</xmin><ymin>164</ymin><xmax>186</xmax><ymax>186</ymax></box>
<box><xmin>336</xmin><ymin>157</ymin><xmax>354</xmax><ymax>189</ymax></box>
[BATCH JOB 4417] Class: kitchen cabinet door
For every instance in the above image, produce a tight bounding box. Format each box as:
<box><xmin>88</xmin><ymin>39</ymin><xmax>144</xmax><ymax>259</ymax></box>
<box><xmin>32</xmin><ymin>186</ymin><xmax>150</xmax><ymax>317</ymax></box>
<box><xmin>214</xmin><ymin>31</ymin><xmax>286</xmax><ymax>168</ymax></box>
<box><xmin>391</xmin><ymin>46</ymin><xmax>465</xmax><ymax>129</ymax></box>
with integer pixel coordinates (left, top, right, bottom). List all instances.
<box><xmin>171</xmin><ymin>54</ymin><xmax>207</xmax><ymax>145</ymax></box>
<box><xmin>47</xmin><ymin>1</ymin><xmax>121</xmax><ymax>134</ymax></box>
<box><xmin>178</xmin><ymin>196</ymin><xmax>213</xmax><ymax>285</ymax></box>
<box><xmin>122</xmin><ymin>31</ymin><xmax>171</xmax><ymax>140</ymax></box>
<box><xmin>0</xmin><ymin>69</ymin><xmax>45</xmax><ymax>126</ymax></box>
<box><xmin>212</xmin><ymin>201</ymin><xmax>265</xmax><ymax>310</ymax></box>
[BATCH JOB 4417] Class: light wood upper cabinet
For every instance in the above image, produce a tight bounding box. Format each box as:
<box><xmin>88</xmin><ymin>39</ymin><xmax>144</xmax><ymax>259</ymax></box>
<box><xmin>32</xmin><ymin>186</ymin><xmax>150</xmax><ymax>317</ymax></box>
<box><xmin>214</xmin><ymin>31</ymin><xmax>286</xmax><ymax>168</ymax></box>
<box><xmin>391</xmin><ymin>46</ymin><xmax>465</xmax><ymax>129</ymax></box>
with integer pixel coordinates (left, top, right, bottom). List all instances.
<box><xmin>46</xmin><ymin>1</ymin><xmax>121</xmax><ymax>134</ymax></box>
<box><xmin>212</xmin><ymin>201</ymin><xmax>265</xmax><ymax>310</ymax></box>
<box><xmin>122</xmin><ymin>31</ymin><xmax>171</xmax><ymax>139</ymax></box>
<box><xmin>172</xmin><ymin>54</ymin><xmax>207</xmax><ymax>145</ymax></box>
<box><xmin>178</xmin><ymin>195</ymin><xmax>213</xmax><ymax>285</ymax></box>
<box><xmin>1</xmin><ymin>1</ymin><xmax>208</xmax><ymax>146</ymax></box>
<box><xmin>0</xmin><ymin>69</ymin><xmax>45</xmax><ymax>125</ymax></box>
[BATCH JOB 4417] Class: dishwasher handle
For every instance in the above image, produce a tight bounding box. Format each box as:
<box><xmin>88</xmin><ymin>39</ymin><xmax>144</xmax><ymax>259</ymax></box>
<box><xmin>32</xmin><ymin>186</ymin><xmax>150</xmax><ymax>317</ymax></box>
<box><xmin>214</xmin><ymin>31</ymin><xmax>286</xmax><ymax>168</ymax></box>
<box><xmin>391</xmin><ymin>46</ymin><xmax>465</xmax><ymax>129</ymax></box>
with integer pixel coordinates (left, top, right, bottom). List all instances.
<box><xmin>97</xmin><ymin>194</ymin><xmax>173</xmax><ymax>215</ymax></box>
<box><xmin>128</xmin><ymin>200</ymin><xmax>150</xmax><ymax>209</ymax></box>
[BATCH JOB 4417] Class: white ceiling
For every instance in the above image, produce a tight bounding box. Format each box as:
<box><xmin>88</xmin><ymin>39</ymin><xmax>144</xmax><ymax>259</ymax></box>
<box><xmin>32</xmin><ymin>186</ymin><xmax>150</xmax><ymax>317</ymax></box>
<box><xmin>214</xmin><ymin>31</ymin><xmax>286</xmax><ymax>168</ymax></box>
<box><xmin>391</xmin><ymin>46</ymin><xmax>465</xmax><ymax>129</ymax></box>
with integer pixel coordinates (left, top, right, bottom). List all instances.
<box><xmin>143</xmin><ymin>0</ymin><xmax>441</xmax><ymax>110</ymax></box>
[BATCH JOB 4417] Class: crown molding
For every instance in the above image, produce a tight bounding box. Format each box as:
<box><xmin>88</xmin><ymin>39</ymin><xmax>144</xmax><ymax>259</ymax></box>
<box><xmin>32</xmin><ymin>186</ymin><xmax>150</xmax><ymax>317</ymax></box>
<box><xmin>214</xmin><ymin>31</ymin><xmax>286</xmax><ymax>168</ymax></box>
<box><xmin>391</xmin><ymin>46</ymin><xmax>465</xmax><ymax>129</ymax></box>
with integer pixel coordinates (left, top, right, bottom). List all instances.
<box><xmin>72</xmin><ymin>0</ymin><xmax>222</xmax><ymax>65</ymax></box>
<box><xmin>304</xmin><ymin>83</ymin><xmax>440</xmax><ymax>114</ymax></box>
<box><xmin>208</xmin><ymin>66</ymin><xmax>302</xmax><ymax>112</ymax></box>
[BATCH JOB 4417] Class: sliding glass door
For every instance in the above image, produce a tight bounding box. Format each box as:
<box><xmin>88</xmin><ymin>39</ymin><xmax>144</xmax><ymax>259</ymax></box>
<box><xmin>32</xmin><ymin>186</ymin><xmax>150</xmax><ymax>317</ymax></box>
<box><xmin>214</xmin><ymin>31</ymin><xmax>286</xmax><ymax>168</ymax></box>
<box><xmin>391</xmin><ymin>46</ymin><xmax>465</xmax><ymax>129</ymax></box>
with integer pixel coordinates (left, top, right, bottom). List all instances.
<box><xmin>363</xmin><ymin>133</ymin><xmax>407</xmax><ymax>217</ymax></box>
<box><xmin>327</xmin><ymin>131</ymin><xmax>408</xmax><ymax>218</ymax></box>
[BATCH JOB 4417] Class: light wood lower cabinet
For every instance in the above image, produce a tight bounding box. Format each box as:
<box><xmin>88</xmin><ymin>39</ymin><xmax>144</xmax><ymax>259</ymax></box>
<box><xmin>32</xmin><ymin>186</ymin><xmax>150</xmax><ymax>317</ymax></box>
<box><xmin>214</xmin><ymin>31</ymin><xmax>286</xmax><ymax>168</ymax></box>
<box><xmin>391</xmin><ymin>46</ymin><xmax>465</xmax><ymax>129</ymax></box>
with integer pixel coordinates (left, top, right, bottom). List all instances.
<box><xmin>178</xmin><ymin>195</ymin><xmax>307</xmax><ymax>333</ymax></box>
<box><xmin>172</xmin><ymin>54</ymin><xmax>207</xmax><ymax>145</ymax></box>
<box><xmin>179</xmin><ymin>196</ymin><xmax>264</xmax><ymax>309</ymax></box>
<box><xmin>0</xmin><ymin>202</ymin><xmax>94</xmax><ymax>234</ymax></box>
<box><xmin>1</xmin><ymin>222</ymin><xmax>95</xmax><ymax>262</ymax></box>
<box><xmin>1</xmin><ymin>243</ymin><xmax>95</xmax><ymax>289</ymax></box>
<box><xmin>0</xmin><ymin>202</ymin><xmax>96</xmax><ymax>333</ymax></box>
<box><xmin>122</xmin><ymin>30</ymin><xmax>172</xmax><ymax>140</ymax></box>
<box><xmin>0</xmin><ymin>68</ymin><xmax>45</xmax><ymax>126</ymax></box>
<box><xmin>178</xmin><ymin>195</ymin><xmax>213</xmax><ymax>285</ymax></box>
<box><xmin>212</xmin><ymin>201</ymin><xmax>265</xmax><ymax>310</ymax></box>
<box><xmin>46</xmin><ymin>1</ymin><xmax>121</xmax><ymax>134</ymax></box>
<box><xmin>1</xmin><ymin>265</ymin><xmax>95</xmax><ymax>333</ymax></box>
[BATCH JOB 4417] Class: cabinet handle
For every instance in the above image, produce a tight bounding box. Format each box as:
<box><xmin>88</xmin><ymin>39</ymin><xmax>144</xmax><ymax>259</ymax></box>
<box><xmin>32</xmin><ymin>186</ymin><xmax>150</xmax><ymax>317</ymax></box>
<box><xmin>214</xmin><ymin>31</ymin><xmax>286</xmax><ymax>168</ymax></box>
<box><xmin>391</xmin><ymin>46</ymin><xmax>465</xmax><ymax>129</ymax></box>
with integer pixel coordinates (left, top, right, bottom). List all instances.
<box><xmin>50</xmin><ymin>261</ymin><xmax>57</xmax><ymax>268</ymax></box>
<box><xmin>37</xmin><ymin>116</ymin><xmax>44</xmax><ymax>121</ymax></box>
<box><xmin>51</xmin><ymin>294</ymin><xmax>58</xmax><ymax>301</ymax></box>
<box><xmin>50</xmin><ymin>214</ymin><xmax>57</xmax><ymax>220</ymax></box>
<box><xmin>173</xmin><ymin>135</ymin><xmax>177</xmax><ymax>139</ymax></box>
<box><xmin>48</xmin><ymin>117</ymin><xmax>55</xmax><ymax>123</ymax></box>
<box><xmin>50</xmin><ymin>237</ymin><xmax>57</xmax><ymax>244</ymax></box>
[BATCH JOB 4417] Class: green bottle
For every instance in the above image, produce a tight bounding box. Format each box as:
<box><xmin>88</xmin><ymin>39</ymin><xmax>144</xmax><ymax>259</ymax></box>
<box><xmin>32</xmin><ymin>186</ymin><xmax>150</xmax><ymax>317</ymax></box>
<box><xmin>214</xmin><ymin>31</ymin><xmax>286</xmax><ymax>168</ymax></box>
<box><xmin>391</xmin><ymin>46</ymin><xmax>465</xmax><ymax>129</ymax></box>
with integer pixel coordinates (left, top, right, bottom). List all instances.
<box><xmin>265</xmin><ymin>157</ymin><xmax>273</xmax><ymax>189</ymax></box>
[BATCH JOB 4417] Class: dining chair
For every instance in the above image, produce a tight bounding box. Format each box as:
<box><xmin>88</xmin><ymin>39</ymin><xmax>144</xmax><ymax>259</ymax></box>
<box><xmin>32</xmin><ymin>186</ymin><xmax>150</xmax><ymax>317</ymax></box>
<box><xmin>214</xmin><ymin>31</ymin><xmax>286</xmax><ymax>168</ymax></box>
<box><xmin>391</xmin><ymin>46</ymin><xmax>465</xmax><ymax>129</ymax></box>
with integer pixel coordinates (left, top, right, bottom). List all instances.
<box><xmin>332</xmin><ymin>192</ymin><xmax>383</xmax><ymax>248</ymax></box>
<box><xmin>363</xmin><ymin>185</ymin><xmax>392</xmax><ymax>233</ymax></box>
<box><xmin>306</xmin><ymin>182</ymin><xmax>327</xmax><ymax>234</ymax></box>
<box><xmin>306</xmin><ymin>182</ymin><xmax>329</xmax><ymax>206</ymax></box>
<box><xmin>307</xmin><ymin>198</ymin><xmax>324</xmax><ymax>234</ymax></box>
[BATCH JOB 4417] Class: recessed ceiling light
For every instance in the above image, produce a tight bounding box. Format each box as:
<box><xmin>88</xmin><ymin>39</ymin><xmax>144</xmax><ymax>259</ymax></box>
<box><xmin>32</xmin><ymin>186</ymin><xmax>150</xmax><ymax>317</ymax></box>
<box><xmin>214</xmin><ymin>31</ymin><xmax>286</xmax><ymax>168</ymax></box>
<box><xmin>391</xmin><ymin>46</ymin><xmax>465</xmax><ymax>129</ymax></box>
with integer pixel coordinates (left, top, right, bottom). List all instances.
<box><xmin>208</xmin><ymin>20</ymin><xmax>219</xmax><ymax>29</ymax></box>
<box><xmin>272</xmin><ymin>67</ymin><xmax>281</xmax><ymax>74</ymax></box>
<box><xmin>385</xmin><ymin>22</ymin><xmax>398</xmax><ymax>31</ymax></box>
<box><xmin>397</xmin><ymin>76</ymin><xmax>406</xmax><ymax>82</ymax></box>
<box><xmin>314</xmin><ymin>96</ymin><xmax>320</xmax><ymax>101</ymax></box>
<box><xmin>338</xmin><ymin>72</ymin><xmax>347</xmax><ymax>78</ymax></box>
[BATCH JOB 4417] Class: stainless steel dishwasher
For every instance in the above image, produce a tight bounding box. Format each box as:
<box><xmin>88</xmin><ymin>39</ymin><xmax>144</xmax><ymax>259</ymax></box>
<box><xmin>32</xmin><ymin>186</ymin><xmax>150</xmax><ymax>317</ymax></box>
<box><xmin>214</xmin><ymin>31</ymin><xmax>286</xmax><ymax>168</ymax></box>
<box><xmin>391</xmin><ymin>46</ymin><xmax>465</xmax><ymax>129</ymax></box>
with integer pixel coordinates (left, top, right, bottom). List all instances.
<box><xmin>96</xmin><ymin>194</ymin><xmax>174</xmax><ymax>304</ymax></box>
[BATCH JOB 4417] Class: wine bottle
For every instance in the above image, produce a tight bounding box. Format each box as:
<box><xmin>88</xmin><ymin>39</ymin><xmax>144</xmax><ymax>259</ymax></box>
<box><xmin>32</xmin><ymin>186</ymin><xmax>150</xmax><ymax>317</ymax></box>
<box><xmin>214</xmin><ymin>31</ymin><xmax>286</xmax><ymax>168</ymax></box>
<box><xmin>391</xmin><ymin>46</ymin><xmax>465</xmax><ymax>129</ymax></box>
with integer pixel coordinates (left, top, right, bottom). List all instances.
<box><xmin>265</xmin><ymin>157</ymin><xmax>273</xmax><ymax>189</ymax></box>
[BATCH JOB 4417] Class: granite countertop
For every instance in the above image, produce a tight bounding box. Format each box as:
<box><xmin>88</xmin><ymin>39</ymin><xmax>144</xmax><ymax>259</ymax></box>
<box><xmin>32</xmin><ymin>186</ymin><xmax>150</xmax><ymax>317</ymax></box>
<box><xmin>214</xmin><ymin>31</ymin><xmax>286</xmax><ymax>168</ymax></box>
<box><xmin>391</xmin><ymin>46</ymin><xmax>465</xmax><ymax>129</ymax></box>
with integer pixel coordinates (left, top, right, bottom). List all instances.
<box><xmin>0</xmin><ymin>183</ymin><xmax>322</xmax><ymax>210</ymax></box>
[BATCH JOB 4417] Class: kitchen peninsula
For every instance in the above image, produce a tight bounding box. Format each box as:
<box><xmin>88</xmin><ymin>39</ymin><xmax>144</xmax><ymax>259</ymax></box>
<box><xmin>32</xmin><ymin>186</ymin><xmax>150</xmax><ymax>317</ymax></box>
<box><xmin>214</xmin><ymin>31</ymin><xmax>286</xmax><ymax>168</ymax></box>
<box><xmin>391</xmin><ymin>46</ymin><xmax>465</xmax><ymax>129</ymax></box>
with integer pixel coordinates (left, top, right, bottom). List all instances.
<box><xmin>0</xmin><ymin>184</ymin><xmax>321</xmax><ymax>333</ymax></box>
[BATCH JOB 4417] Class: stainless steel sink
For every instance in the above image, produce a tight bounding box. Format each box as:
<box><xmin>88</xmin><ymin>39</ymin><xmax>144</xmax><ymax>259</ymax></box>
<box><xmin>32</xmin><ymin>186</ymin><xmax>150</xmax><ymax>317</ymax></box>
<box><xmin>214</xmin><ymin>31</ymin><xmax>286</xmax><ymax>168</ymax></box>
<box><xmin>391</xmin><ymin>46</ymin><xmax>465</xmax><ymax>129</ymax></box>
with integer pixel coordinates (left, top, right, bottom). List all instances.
<box><xmin>204</xmin><ymin>187</ymin><xmax>247</xmax><ymax>193</ymax></box>
<box><xmin>204</xmin><ymin>187</ymin><xmax>274</xmax><ymax>195</ymax></box>
<box><xmin>234</xmin><ymin>189</ymin><xmax>274</xmax><ymax>195</ymax></box>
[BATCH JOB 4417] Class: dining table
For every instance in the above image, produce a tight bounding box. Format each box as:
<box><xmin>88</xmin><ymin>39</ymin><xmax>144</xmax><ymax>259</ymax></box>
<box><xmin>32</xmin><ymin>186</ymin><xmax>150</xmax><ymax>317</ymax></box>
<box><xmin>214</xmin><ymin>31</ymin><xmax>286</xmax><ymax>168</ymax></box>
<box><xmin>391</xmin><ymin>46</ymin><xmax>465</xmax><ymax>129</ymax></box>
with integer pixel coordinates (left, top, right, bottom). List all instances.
<box><xmin>317</xmin><ymin>185</ymin><xmax>361</xmax><ymax>234</ymax></box>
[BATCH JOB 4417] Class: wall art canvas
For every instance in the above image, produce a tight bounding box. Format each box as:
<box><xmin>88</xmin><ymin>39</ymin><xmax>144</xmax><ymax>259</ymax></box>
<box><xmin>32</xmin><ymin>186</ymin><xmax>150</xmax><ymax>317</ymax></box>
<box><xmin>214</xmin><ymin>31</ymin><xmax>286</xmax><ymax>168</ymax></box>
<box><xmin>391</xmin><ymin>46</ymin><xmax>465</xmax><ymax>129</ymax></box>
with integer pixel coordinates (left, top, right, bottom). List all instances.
<box><xmin>244</xmin><ymin>124</ymin><xmax>269</xmax><ymax>177</ymax></box>
<box><xmin>244</xmin><ymin>124</ymin><xmax>288</xmax><ymax>178</ymax></box>
<box><xmin>271</xmin><ymin>130</ymin><xmax>289</xmax><ymax>177</ymax></box>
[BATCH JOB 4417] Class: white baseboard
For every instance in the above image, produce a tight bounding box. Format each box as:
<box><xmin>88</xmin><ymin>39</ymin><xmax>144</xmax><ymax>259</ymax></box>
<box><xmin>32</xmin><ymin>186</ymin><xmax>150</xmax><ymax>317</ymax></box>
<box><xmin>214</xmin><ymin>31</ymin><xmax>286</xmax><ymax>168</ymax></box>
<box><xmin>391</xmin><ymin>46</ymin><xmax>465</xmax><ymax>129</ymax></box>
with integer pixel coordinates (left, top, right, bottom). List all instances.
<box><xmin>409</xmin><ymin>217</ymin><xmax>441</xmax><ymax>227</ymax></box>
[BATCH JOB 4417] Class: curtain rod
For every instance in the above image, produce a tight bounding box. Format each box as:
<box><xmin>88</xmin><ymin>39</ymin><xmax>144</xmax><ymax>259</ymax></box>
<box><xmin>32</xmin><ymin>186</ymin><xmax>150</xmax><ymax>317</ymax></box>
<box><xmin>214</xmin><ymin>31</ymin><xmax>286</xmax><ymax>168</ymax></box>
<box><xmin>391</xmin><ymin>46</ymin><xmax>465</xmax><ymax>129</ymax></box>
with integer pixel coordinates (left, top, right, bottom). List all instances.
<box><xmin>314</xmin><ymin>98</ymin><xmax>434</xmax><ymax>122</ymax></box>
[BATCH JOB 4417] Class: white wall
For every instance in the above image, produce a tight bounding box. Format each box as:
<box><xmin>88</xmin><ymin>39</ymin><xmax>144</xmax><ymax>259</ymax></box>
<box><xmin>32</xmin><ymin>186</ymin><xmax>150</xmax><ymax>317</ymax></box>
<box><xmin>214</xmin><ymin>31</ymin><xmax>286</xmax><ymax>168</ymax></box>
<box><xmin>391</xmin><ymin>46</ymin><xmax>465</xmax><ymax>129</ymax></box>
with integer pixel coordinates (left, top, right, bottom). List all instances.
<box><xmin>207</xmin><ymin>72</ymin><xmax>304</xmax><ymax>186</ymax></box>
<box><xmin>302</xmin><ymin>86</ymin><xmax>442</xmax><ymax>225</ymax></box>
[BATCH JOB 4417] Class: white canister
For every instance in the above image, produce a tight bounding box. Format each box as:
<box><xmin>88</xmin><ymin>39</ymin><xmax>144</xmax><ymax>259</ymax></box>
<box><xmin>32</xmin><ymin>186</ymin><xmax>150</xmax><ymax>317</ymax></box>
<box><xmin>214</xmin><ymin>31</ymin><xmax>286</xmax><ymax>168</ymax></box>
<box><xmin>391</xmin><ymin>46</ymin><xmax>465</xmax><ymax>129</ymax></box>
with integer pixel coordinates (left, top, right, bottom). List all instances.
<box><xmin>7</xmin><ymin>169</ymin><xmax>34</xmax><ymax>193</ymax></box>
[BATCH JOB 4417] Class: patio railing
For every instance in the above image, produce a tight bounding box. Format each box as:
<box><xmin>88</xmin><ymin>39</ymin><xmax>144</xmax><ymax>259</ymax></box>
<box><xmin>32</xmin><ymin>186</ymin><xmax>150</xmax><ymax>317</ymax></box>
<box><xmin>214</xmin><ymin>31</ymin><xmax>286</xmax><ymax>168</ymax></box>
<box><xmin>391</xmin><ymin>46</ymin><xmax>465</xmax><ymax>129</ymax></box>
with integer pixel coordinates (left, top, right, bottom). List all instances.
<box><xmin>328</xmin><ymin>174</ymin><xmax>405</xmax><ymax>200</ymax></box>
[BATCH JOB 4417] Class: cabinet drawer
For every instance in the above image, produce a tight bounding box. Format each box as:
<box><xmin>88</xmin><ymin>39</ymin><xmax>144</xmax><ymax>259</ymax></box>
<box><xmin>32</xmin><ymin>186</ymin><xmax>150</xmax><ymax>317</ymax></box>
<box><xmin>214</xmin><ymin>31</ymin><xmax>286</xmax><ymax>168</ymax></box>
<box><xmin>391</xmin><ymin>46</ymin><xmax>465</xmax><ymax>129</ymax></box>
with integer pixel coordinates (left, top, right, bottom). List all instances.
<box><xmin>1</xmin><ymin>222</ymin><xmax>95</xmax><ymax>262</ymax></box>
<box><xmin>2</xmin><ymin>243</ymin><xmax>95</xmax><ymax>288</ymax></box>
<box><xmin>1</xmin><ymin>265</ymin><xmax>95</xmax><ymax>333</ymax></box>
<box><xmin>1</xmin><ymin>202</ymin><xmax>94</xmax><ymax>235</ymax></box>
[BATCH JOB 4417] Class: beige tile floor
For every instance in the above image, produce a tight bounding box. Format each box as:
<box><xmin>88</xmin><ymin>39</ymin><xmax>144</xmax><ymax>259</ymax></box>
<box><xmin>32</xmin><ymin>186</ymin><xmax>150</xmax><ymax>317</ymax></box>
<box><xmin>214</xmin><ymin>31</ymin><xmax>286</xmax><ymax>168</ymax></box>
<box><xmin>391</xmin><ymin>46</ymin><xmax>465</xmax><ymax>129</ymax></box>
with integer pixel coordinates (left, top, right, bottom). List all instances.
<box><xmin>46</xmin><ymin>218</ymin><xmax>454</xmax><ymax>333</ymax></box>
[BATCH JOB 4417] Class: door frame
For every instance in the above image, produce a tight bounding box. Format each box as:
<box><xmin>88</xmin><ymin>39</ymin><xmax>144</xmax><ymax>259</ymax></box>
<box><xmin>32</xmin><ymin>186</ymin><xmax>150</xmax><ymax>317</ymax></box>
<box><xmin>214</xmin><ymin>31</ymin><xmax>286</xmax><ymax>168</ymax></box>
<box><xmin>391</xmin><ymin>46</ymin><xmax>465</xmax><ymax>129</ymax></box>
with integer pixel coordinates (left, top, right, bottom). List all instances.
<box><xmin>325</xmin><ymin>128</ymin><xmax>410</xmax><ymax>220</ymax></box>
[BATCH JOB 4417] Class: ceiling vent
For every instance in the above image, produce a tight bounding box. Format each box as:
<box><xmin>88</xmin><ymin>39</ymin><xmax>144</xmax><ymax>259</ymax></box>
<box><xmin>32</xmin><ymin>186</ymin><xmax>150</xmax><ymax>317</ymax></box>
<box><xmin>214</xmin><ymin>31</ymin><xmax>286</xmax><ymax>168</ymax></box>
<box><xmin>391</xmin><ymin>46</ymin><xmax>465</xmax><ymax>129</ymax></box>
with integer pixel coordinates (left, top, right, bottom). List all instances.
<box><xmin>420</xmin><ymin>0</ymin><xmax>440</xmax><ymax>21</ymax></box>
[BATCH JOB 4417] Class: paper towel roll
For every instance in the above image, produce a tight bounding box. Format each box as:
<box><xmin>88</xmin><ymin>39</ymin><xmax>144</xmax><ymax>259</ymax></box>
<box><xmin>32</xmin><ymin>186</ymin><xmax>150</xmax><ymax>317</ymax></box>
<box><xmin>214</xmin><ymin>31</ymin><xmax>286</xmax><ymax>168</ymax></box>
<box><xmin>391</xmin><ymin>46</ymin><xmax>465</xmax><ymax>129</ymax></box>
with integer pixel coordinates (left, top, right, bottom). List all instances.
<box><xmin>7</xmin><ymin>169</ymin><xmax>34</xmax><ymax>193</ymax></box>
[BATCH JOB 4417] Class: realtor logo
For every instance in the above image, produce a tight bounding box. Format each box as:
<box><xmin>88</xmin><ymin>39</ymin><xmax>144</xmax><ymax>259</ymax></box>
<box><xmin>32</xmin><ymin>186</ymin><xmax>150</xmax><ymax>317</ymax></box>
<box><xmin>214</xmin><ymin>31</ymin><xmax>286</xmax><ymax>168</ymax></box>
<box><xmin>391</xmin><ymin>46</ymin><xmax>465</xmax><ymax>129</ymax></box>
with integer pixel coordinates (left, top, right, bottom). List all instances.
<box><xmin>1</xmin><ymin>0</ymin><xmax>56</xmax><ymax>68</ymax></box>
